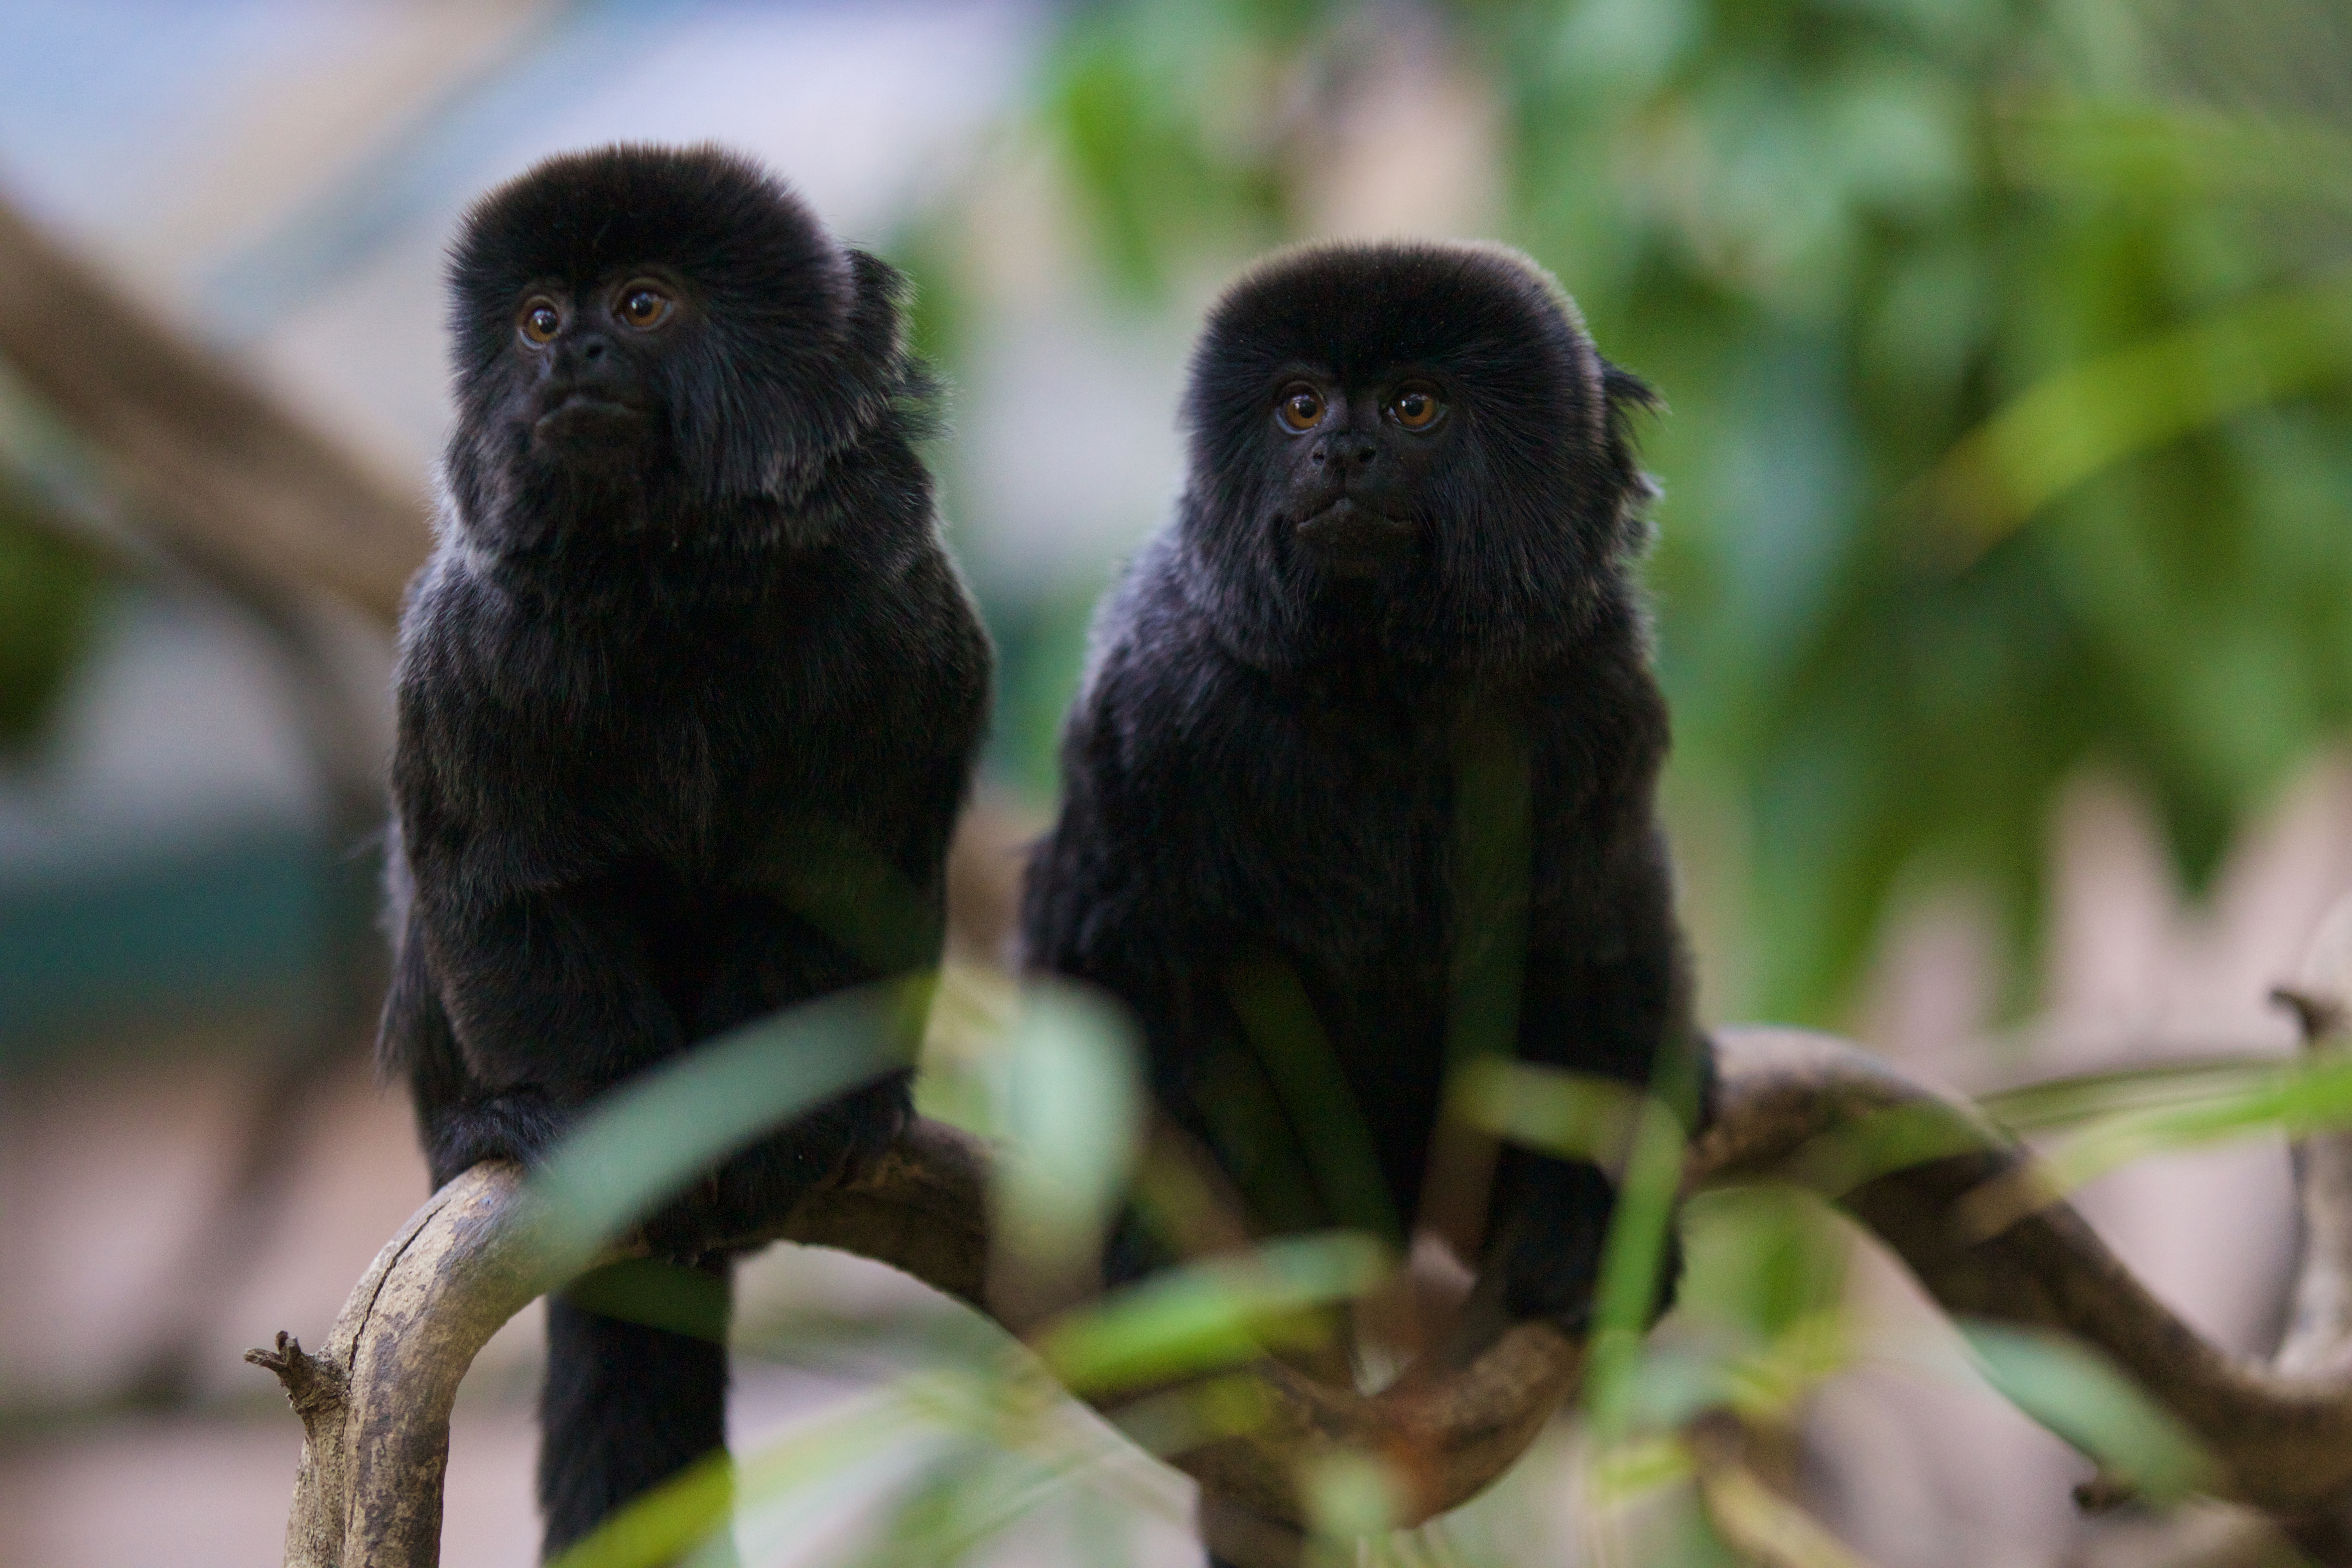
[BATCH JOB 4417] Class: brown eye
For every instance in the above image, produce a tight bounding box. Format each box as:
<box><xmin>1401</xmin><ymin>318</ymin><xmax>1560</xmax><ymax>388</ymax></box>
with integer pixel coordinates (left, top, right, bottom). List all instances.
<box><xmin>1276</xmin><ymin>384</ymin><xmax>1325</xmax><ymax>433</ymax></box>
<box><xmin>1391</xmin><ymin>385</ymin><xmax>1443</xmax><ymax>430</ymax></box>
<box><xmin>519</xmin><ymin>299</ymin><xmax>562</xmax><ymax>344</ymax></box>
<box><xmin>617</xmin><ymin>282</ymin><xmax>673</xmax><ymax>330</ymax></box>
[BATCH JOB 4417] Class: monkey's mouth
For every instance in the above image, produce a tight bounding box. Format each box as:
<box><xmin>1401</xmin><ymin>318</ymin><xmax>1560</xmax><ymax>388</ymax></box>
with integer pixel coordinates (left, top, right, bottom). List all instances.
<box><xmin>533</xmin><ymin>392</ymin><xmax>649</xmax><ymax>442</ymax></box>
<box><xmin>1295</xmin><ymin>498</ymin><xmax>1417</xmax><ymax>577</ymax></box>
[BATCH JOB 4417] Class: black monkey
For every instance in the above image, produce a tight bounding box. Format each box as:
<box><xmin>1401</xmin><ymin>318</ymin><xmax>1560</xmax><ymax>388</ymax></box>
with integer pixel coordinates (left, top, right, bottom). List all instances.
<box><xmin>1022</xmin><ymin>241</ymin><xmax>1706</xmax><ymax>1348</ymax></box>
<box><xmin>381</xmin><ymin>144</ymin><xmax>990</xmax><ymax>1558</ymax></box>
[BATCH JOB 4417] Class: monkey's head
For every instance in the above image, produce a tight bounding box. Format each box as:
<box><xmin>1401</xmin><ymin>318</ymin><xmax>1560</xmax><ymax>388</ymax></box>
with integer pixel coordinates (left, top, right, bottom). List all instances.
<box><xmin>442</xmin><ymin>143</ymin><xmax>909</xmax><ymax>546</ymax></box>
<box><xmin>1174</xmin><ymin>241</ymin><xmax>1658</xmax><ymax>669</ymax></box>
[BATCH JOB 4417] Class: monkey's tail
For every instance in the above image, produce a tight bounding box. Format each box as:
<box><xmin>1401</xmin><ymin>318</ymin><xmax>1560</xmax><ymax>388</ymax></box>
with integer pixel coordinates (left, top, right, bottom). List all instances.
<box><xmin>538</xmin><ymin>1259</ymin><xmax>735</xmax><ymax>1565</ymax></box>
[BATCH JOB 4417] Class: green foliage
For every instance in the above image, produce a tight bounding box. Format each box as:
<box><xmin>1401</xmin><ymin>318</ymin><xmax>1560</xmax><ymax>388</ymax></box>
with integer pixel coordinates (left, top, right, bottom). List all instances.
<box><xmin>1961</xmin><ymin>1322</ymin><xmax>2215</xmax><ymax>1502</ymax></box>
<box><xmin>527</xmin><ymin>951</ymin><xmax>2352</xmax><ymax>1563</ymax></box>
<box><xmin>1035</xmin><ymin>1231</ymin><xmax>1388</xmax><ymax>1393</ymax></box>
<box><xmin>527</xmin><ymin>983</ymin><xmax>926</xmax><ymax>1270</ymax></box>
<box><xmin>1042</xmin><ymin>0</ymin><xmax>1309</xmax><ymax>295</ymax></box>
<box><xmin>1028</xmin><ymin>0</ymin><xmax>2352</xmax><ymax>1023</ymax></box>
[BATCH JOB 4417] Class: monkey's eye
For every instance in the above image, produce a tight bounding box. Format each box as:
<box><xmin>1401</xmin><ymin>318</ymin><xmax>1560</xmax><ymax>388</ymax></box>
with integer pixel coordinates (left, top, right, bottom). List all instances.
<box><xmin>1390</xmin><ymin>385</ymin><xmax>1444</xmax><ymax>431</ymax></box>
<box><xmin>518</xmin><ymin>298</ymin><xmax>562</xmax><ymax>345</ymax></box>
<box><xmin>1276</xmin><ymin>385</ymin><xmax>1325</xmax><ymax>433</ymax></box>
<box><xmin>616</xmin><ymin>282</ymin><xmax>674</xmax><ymax>331</ymax></box>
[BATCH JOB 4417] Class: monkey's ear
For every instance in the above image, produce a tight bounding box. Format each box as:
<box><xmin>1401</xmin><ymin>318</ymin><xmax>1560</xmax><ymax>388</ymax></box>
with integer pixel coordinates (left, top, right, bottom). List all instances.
<box><xmin>1599</xmin><ymin>359</ymin><xmax>1663</xmax><ymax>551</ymax></box>
<box><xmin>1601</xmin><ymin>361</ymin><xmax>1661</xmax><ymax>415</ymax></box>
<box><xmin>842</xmin><ymin>249</ymin><xmax>941</xmax><ymax>432</ymax></box>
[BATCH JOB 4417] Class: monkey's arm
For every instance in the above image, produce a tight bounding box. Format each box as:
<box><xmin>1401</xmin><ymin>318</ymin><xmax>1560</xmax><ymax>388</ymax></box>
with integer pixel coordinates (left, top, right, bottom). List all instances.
<box><xmin>414</xmin><ymin>864</ymin><xmax>685</xmax><ymax>1098</ymax></box>
<box><xmin>1497</xmin><ymin>814</ymin><xmax>1703</xmax><ymax>1323</ymax></box>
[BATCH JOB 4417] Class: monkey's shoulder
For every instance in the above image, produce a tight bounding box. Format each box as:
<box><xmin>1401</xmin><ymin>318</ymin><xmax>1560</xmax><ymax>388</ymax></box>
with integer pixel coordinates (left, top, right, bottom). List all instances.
<box><xmin>390</xmin><ymin>528</ymin><xmax>984</xmax><ymax>835</ymax></box>
<box><xmin>1076</xmin><ymin>572</ymin><xmax>1659</xmax><ymax>795</ymax></box>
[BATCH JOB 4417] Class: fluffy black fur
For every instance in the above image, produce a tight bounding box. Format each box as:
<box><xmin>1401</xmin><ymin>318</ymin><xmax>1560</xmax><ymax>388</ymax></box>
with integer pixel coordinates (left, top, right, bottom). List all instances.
<box><xmin>381</xmin><ymin>144</ymin><xmax>989</xmax><ymax>1559</ymax></box>
<box><xmin>1023</xmin><ymin>240</ymin><xmax>1707</xmax><ymax>1336</ymax></box>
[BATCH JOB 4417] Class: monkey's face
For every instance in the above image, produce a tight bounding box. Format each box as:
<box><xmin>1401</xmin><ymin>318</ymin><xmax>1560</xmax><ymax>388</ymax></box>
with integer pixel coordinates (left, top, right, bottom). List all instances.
<box><xmin>1257</xmin><ymin>372</ymin><xmax>1455</xmax><ymax>580</ymax></box>
<box><xmin>444</xmin><ymin>144</ymin><xmax>883</xmax><ymax>538</ymax></box>
<box><xmin>500</xmin><ymin>272</ymin><xmax>691</xmax><ymax>478</ymax></box>
<box><xmin>1177</xmin><ymin>241</ymin><xmax>1657</xmax><ymax>664</ymax></box>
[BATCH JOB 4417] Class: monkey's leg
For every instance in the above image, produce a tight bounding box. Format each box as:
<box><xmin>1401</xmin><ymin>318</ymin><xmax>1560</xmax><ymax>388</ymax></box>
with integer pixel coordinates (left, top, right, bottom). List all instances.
<box><xmin>540</xmin><ymin>1254</ymin><xmax>737</xmax><ymax>1565</ymax></box>
<box><xmin>1488</xmin><ymin>1152</ymin><xmax>1624</xmax><ymax>1325</ymax></box>
<box><xmin>381</xmin><ymin>931</ymin><xmax>565</xmax><ymax>1186</ymax></box>
<box><xmin>1500</xmin><ymin>900</ymin><xmax>1698</xmax><ymax>1324</ymax></box>
<box><xmin>670</xmin><ymin>899</ymin><xmax>913</xmax><ymax>1242</ymax></box>
<box><xmin>422</xmin><ymin>880</ymin><xmax>687</xmax><ymax>1102</ymax></box>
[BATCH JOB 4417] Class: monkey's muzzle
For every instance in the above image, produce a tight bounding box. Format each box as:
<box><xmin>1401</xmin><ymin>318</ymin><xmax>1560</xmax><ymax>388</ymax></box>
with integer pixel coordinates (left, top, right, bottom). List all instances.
<box><xmin>536</xmin><ymin>392</ymin><xmax>645</xmax><ymax>435</ymax></box>
<box><xmin>1296</xmin><ymin>498</ymin><xmax>1417</xmax><ymax>578</ymax></box>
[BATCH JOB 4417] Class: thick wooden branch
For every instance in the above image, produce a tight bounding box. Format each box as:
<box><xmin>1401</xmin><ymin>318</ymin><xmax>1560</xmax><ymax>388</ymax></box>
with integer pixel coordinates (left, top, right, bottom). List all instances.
<box><xmin>255</xmin><ymin>1011</ymin><xmax>2352</xmax><ymax>1568</ymax></box>
<box><xmin>0</xmin><ymin>195</ymin><xmax>430</xmax><ymax>623</ymax></box>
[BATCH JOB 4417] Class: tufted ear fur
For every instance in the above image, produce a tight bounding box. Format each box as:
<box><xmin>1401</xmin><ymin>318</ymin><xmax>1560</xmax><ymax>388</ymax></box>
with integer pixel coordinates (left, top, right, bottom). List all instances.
<box><xmin>1600</xmin><ymin>361</ymin><xmax>1664</xmax><ymax>558</ymax></box>
<box><xmin>841</xmin><ymin>249</ymin><xmax>943</xmax><ymax>447</ymax></box>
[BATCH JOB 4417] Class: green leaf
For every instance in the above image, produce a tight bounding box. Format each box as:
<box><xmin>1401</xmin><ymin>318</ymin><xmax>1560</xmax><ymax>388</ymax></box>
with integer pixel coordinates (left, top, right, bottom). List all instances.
<box><xmin>560</xmin><ymin>1258</ymin><xmax>730</xmax><ymax>1342</ymax></box>
<box><xmin>1225</xmin><ymin>956</ymin><xmax>1401</xmax><ymax>1240</ymax></box>
<box><xmin>1996</xmin><ymin>1053</ymin><xmax>2352</xmax><ymax>1217</ymax></box>
<box><xmin>1299</xmin><ymin>1448</ymin><xmax>1406</xmax><ymax>1541</ymax></box>
<box><xmin>545</xmin><ymin>1447</ymin><xmax>737</xmax><ymax>1568</ymax></box>
<box><xmin>0</xmin><ymin>489</ymin><xmax>104</xmax><ymax>747</ymax></box>
<box><xmin>1959</xmin><ymin>1322</ymin><xmax>2215</xmax><ymax>1502</ymax></box>
<box><xmin>993</xmin><ymin>983</ymin><xmax>1145</xmax><ymax>1276</ymax></box>
<box><xmin>530</xmin><ymin>981</ymin><xmax>926</xmax><ymax>1270</ymax></box>
<box><xmin>1978</xmin><ymin>1054</ymin><xmax>2292</xmax><ymax>1132</ymax></box>
<box><xmin>1450</xmin><ymin>1057</ymin><xmax>1645</xmax><ymax>1169</ymax></box>
<box><xmin>1034</xmin><ymin>1232</ymin><xmax>1388</xmax><ymax>1395</ymax></box>
<box><xmin>1922</xmin><ymin>266</ymin><xmax>2352</xmax><ymax>559</ymax></box>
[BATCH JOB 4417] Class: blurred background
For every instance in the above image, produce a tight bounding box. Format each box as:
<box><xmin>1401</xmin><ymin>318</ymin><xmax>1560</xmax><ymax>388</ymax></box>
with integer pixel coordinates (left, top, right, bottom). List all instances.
<box><xmin>2</xmin><ymin>0</ymin><xmax>2351</xmax><ymax>1564</ymax></box>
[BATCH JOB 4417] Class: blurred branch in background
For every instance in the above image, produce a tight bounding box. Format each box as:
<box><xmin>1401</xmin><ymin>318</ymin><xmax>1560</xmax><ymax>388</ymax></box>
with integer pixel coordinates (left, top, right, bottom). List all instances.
<box><xmin>0</xmin><ymin>196</ymin><xmax>427</xmax><ymax>620</ymax></box>
<box><xmin>0</xmin><ymin>190</ymin><xmax>416</xmax><ymax>1407</ymax></box>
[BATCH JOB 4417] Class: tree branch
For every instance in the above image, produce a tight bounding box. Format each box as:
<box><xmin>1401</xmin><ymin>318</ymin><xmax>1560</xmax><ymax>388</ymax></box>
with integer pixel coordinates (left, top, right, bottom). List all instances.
<box><xmin>0</xmin><ymin>195</ymin><xmax>430</xmax><ymax>623</ymax></box>
<box><xmin>252</xmin><ymin>987</ymin><xmax>2352</xmax><ymax>1567</ymax></box>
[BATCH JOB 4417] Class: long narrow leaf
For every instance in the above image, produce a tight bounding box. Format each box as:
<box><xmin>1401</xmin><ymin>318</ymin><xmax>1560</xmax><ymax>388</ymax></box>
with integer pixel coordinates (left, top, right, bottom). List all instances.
<box><xmin>1035</xmin><ymin>1232</ymin><xmax>1388</xmax><ymax>1395</ymax></box>
<box><xmin>1922</xmin><ymin>266</ymin><xmax>2352</xmax><ymax>556</ymax></box>
<box><xmin>1968</xmin><ymin>1052</ymin><xmax>2352</xmax><ymax>1233</ymax></box>
<box><xmin>1979</xmin><ymin>1053</ymin><xmax>2295</xmax><ymax>1132</ymax></box>
<box><xmin>1959</xmin><ymin>1322</ymin><xmax>2214</xmax><ymax>1503</ymax></box>
<box><xmin>531</xmin><ymin>981</ymin><xmax>925</xmax><ymax>1269</ymax></box>
<box><xmin>1450</xmin><ymin>1058</ymin><xmax>1645</xmax><ymax>1171</ymax></box>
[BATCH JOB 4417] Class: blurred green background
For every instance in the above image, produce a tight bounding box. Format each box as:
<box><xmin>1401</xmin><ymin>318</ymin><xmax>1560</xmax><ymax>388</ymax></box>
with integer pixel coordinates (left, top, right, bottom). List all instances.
<box><xmin>982</xmin><ymin>0</ymin><xmax>2352</xmax><ymax>1027</ymax></box>
<box><xmin>16</xmin><ymin>0</ymin><xmax>2347</xmax><ymax>1046</ymax></box>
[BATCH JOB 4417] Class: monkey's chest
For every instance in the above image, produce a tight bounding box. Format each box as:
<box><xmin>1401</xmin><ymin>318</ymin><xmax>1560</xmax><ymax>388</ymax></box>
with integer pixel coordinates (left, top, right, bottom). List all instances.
<box><xmin>1207</xmin><ymin>725</ymin><xmax>1455</xmax><ymax>959</ymax></box>
<box><xmin>527</xmin><ymin>685</ymin><xmax>845</xmax><ymax>871</ymax></box>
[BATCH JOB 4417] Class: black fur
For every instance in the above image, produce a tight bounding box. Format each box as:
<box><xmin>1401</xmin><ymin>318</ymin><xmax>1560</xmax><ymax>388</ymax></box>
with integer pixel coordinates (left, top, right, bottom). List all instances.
<box><xmin>1022</xmin><ymin>240</ymin><xmax>1707</xmax><ymax>1336</ymax></box>
<box><xmin>381</xmin><ymin>144</ymin><xmax>990</xmax><ymax>1559</ymax></box>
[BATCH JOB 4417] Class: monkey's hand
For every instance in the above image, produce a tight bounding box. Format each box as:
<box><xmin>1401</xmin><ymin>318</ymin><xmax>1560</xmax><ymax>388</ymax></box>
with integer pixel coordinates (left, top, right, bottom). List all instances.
<box><xmin>1494</xmin><ymin>1158</ymin><xmax>1685</xmax><ymax>1330</ymax></box>
<box><xmin>421</xmin><ymin>1088</ymin><xmax>573</xmax><ymax>1190</ymax></box>
<box><xmin>640</xmin><ymin>1072</ymin><xmax>914</xmax><ymax>1257</ymax></box>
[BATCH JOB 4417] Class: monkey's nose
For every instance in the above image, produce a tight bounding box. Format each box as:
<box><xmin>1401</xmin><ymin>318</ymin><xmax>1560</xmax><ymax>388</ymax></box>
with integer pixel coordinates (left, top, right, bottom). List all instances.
<box><xmin>1315</xmin><ymin>435</ymin><xmax>1379</xmax><ymax>470</ymax></box>
<box><xmin>559</xmin><ymin>332</ymin><xmax>614</xmax><ymax>372</ymax></box>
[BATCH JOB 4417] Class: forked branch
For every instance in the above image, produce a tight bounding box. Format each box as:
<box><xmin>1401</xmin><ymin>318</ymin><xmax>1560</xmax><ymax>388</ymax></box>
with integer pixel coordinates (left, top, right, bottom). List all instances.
<box><xmin>255</xmin><ymin>973</ymin><xmax>2352</xmax><ymax>1566</ymax></box>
